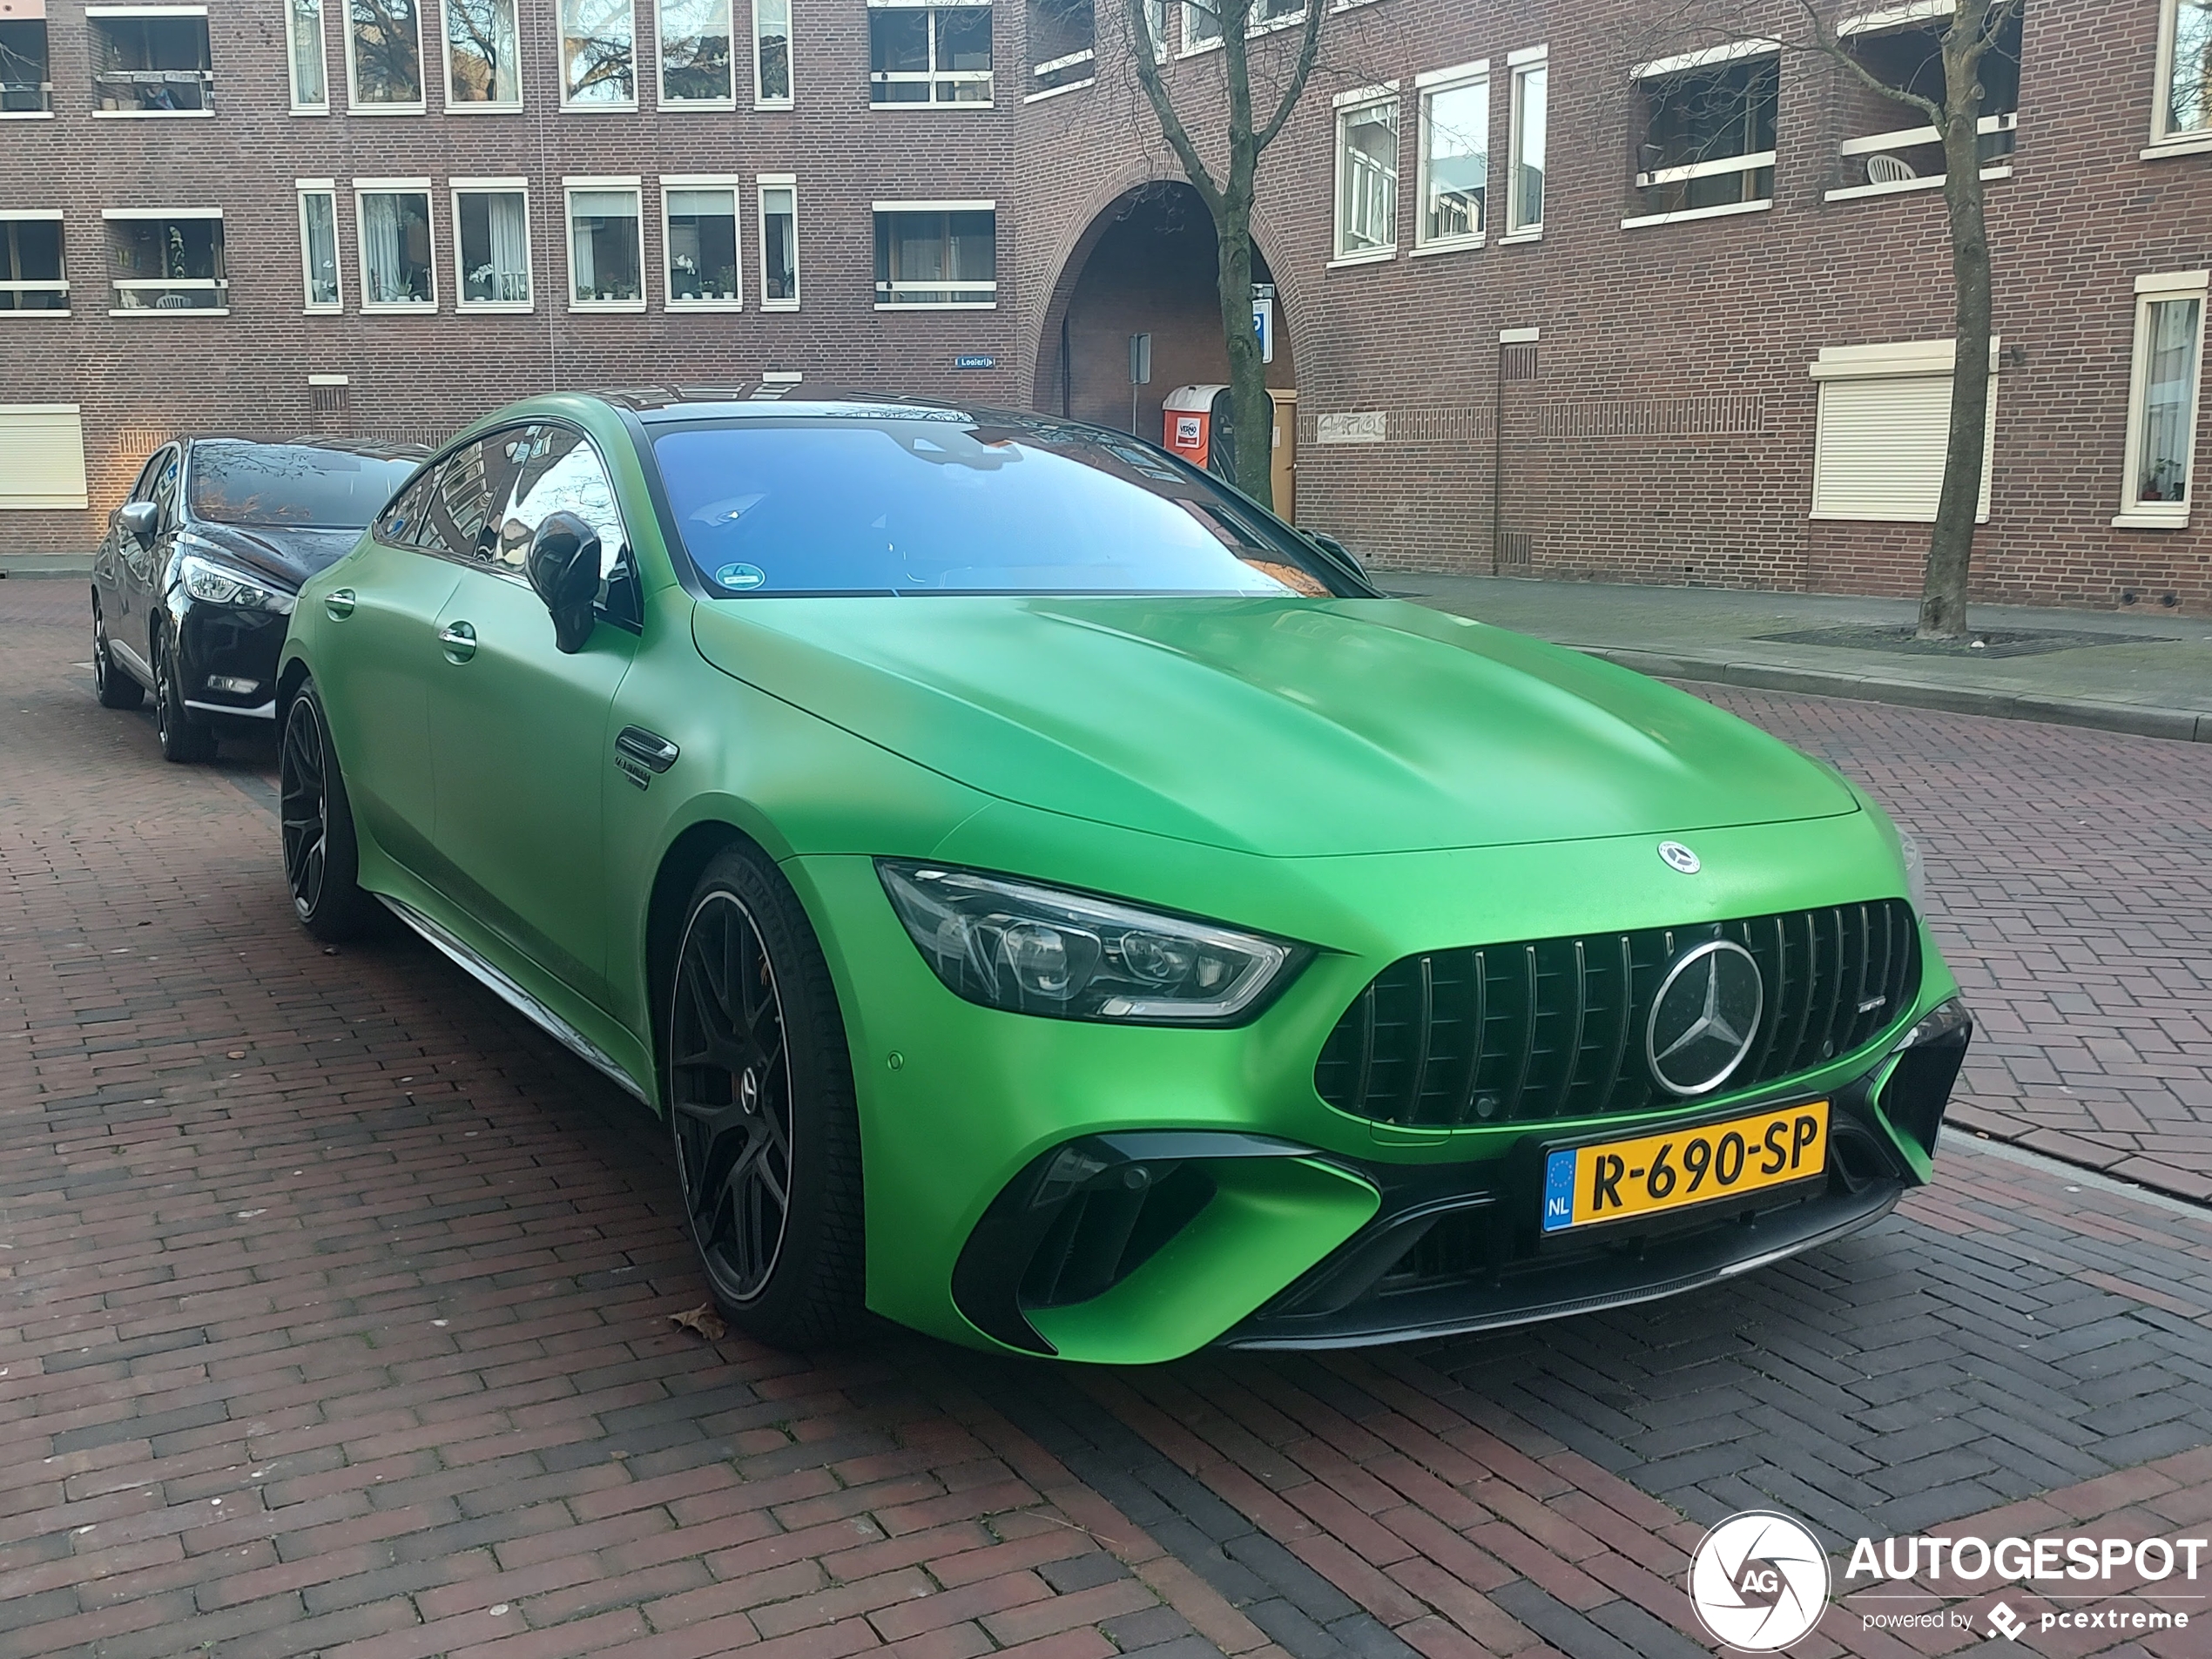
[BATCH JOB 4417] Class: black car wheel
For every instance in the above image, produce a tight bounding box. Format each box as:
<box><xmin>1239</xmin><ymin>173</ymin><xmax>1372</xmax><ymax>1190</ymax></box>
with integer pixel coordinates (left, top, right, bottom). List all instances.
<box><xmin>92</xmin><ymin>596</ymin><xmax>145</xmax><ymax>711</ymax></box>
<box><xmin>667</xmin><ymin>848</ymin><xmax>865</xmax><ymax>1346</ymax></box>
<box><xmin>280</xmin><ymin>679</ymin><xmax>376</xmax><ymax>941</ymax></box>
<box><xmin>152</xmin><ymin>625</ymin><xmax>216</xmax><ymax>763</ymax></box>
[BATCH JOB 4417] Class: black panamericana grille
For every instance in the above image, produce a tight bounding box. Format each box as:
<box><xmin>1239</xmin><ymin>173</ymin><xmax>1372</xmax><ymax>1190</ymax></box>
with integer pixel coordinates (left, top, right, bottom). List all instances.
<box><xmin>1314</xmin><ymin>901</ymin><xmax>1920</xmax><ymax>1128</ymax></box>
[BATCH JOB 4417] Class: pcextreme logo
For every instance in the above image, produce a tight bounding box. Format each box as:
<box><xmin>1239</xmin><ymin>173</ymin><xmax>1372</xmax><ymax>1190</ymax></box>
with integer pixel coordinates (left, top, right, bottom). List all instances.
<box><xmin>1686</xmin><ymin>1507</ymin><xmax>2212</xmax><ymax>1650</ymax></box>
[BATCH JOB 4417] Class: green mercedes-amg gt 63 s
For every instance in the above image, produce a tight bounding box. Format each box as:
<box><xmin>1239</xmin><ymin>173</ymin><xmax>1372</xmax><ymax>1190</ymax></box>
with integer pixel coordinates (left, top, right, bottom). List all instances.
<box><xmin>275</xmin><ymin>388</ymin><xmax>1971</xmax><ymax>1363</ymax></box>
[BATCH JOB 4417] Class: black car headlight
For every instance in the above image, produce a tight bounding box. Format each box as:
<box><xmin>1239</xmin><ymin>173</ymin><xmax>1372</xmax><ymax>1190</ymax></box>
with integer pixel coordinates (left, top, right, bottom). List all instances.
<box><xmin>877</xmin><ymin>861</ymin><xmax>1307</xmax><ymax>1025</ymax></box>
<box><xmin>178</xmin><ymin>551</ymin><xmax>294</xmax><ymax>614</ymax></box>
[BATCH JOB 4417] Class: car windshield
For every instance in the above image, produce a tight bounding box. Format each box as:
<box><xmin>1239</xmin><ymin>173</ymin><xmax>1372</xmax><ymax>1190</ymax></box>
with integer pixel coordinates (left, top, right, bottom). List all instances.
<box><xmin>189</xmin><ymin>441</ymin><xmax>421</xmax><ymax>530</ymax></box>
<box><xmin>650</xmin><ymin>414</ymin><xmax>1351</xmax><ymax>597</ymax></box>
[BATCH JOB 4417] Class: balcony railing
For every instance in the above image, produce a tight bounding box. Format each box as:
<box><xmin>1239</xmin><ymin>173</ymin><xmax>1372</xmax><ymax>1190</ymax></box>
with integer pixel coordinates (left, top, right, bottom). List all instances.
<box><xmin>93</xmin><ymin>67</ymin><xmax>214</xmax><ymax>112</ymax></box>
<box><xmin>1828</xmin><ymin>110</ymin><xmax>2017</xmax><ymax>199</ymax></box>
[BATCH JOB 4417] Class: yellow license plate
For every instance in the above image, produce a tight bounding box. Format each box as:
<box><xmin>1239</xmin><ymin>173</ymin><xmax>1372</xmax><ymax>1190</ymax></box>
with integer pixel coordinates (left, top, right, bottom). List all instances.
<box><xmin>1541</xmin><ymin>1102</ymin><xmax>1829</xmax><ymax>1233</ymax></box>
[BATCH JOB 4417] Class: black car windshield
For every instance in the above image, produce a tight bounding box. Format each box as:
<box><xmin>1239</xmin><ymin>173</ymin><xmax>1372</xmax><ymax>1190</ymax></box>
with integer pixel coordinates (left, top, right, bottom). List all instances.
<box><xmin>189</xmin><ymin>441</ymin><xmax>421</xmax><ymax>530</ymax></box>
<box><xmin>651</xmin><ymin>415</ymin><xmax>1352</xmax><ymax>597</ymax></box>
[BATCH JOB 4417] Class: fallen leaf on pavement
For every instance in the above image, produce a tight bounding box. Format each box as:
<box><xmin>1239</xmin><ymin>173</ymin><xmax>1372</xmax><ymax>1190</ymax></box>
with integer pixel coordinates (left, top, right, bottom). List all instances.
<box><xmin>670</xmin><ymin>1305</ymin><xmax>725</xmax><ymax>1340</ymax></box>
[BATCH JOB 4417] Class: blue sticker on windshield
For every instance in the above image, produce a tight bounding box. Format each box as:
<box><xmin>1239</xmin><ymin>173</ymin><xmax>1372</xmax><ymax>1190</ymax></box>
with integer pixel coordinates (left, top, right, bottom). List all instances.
<box><xmin>714</xmin><ymin>562</ymin><xmax>766</xmax><ymax>590</ymax></box>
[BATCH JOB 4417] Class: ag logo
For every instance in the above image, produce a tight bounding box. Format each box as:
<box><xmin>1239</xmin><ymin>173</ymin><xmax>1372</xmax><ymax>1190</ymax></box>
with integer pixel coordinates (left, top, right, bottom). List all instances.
<box><xmin>1687</xmin><ymin>1511</ymin><xmax>1830</xmax><ymax>1651</ymax></box>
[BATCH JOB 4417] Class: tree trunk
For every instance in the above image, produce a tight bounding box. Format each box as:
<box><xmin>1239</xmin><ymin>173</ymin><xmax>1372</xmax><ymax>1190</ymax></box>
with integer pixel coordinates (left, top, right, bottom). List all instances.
<box><xmin>1212</xmin><ymin>203</ymin><xmax>1274</xmax><ymax>510</ymax></box>
<box><xmin>1918</xmin><ymin>3</ymin><xmax>1997</xmax><ymax>641</ymax></box>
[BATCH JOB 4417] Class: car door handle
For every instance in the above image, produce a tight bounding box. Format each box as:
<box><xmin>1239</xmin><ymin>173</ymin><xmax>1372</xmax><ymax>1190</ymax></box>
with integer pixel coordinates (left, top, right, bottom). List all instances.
<box><xmin>325</xmin><ymin>589</ymin><xmax>356</xmax><ymax>620</ymax></box>
<box><xmin>437</xmin><ymin>621</ymin><xmax>477</xmax><ymax>663</ymax></box>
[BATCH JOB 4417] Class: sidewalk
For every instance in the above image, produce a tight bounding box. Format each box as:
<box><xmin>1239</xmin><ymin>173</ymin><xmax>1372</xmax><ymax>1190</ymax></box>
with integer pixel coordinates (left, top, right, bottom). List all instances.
<box><xmin>1389</xmin><ymin>572</ymin><xmax>2212</xmax><ymax>742</ymax></box>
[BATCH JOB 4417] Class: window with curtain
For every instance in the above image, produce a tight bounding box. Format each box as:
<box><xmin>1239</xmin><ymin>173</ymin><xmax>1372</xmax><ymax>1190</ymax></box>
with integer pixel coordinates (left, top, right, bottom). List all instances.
<box><xmin>358</xmin><ymin>189</ymin><xmax>434</xmax><ymax>307</ymax></box>
<box><xmin>447</xmin><ymin>0</ymin><xmax>520</xmax><ymax>104</ymax></box>
<box><xmin>568</xmin><ymin>187</ymin><xmax>642</xmax><ymax>305</ymax></box>
<box><xmin>2161</xmin><ymin>0</ymin><xmax>2211</xmax><ymax>142</ymax></box>
<box><xmin>752</xmin><ymin>0</ymin><xmax>790</xmax><ymax>100</ymax></box>
<box><xmin>661</xmin><ymin>0</ymin><xmax>732</xmax><ymax>100</ymax></box>
<box><xmin>759</xmin><ymin>181</ymin><xmax>797</xmax><ymax>306</ymax></box>
<box><xmin>300</xmin><ymin>191</ymin><xmax>341</xmax><ymax>307</ymax></box>
<box><xmin>1508</xmin><ymin>57</ymin><xmax>1546</xmax><ymax>233</ymax></box>
<box><xmin>1418</xmin><ymin>73</ymin><xmax>1486</xmax><ymax>246</ymax></box>
<box><xmin>287</xmin><ymin>0</ymin><xmax>327</xmax><ymax>109</ymax></box>
<box><xmin>873</xmin><ymin>207</ymin><xmax>995</xmax><ymax>305</ymax></box>
<box><xmin>665</xmin><ymin>185</ymin><xmax>739</xmax><ymax>304</ymax></box>
<box><xmin>561</xmin><ymin>0</ymin><xmax>635</xmax><ymax>104</ymax></box>
<box><xmin>1334</xmin><ymin>97</ymin><xmax>1398</xmax><ymax>258</ymax></box>
<box><xmin>2128</xmin><ymin>291</ymin><xmax>2205</xmax><ymax>516</ymax></box>
<box><xmin>456</xmin><ymin>188</ymin><xmax>530</xmax><ymax>306</ymax></box>
<box><xmin>348</xmin><ymin>0</ymin><xmax>424</xmax><ymax>105</ymax></box>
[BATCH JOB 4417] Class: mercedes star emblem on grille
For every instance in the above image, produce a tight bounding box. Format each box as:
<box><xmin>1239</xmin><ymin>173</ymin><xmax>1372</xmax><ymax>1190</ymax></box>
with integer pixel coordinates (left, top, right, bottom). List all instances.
<box><xmin>1646</xmin><ymin>939</ymin><xmax>1765</xmax><ymax>1096</ymax></box>
<box><xmin>1658</xmin><ymin>840</ymin><xmax>1702</xmax><ymax>874</ymax></box>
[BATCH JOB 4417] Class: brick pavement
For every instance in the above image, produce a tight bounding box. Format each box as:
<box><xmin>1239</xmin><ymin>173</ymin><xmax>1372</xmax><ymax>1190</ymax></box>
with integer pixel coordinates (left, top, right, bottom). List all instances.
<box><xmin>1696</xmin><ymin>687</ymin><xmax>2212</xmax><ymax>1204</ymax></box>
<box><xmin>3</xmin><ymin>577</ymin><xmax>2210</xmax><ymax>1659</ymax></box>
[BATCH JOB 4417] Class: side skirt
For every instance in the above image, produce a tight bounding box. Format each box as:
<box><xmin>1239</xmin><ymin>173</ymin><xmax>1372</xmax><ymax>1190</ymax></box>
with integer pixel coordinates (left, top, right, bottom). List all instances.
<box><xmin>377</xmin><ymin>894</ymin><xmax>651</xmax><ymax>1105</ymax></box>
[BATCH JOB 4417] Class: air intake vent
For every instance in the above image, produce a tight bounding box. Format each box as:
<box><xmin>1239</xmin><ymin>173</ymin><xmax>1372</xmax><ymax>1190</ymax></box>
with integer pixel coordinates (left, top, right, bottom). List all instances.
<box><xmin>1314</xmin><ymin>901</ymin><xmax>1919</xmax><ymax>1128</ymax></box>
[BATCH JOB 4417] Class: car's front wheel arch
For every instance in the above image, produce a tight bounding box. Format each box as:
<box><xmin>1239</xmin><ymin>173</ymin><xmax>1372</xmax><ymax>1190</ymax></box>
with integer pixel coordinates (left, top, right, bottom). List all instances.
<box><xmin>645</xmin><ymin>819</ymin><xmax>776</xmax><ymax>1117</ymax></box>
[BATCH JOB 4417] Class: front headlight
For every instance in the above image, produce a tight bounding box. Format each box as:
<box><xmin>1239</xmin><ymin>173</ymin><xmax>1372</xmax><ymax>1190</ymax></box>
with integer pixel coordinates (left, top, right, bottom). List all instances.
<box><xmin>1897</xmin><ymin>828</ymin><xmax>1932</xmax><ymax>914</ymax></box>
<box><xmin>178</xmin><ymin>552</ymin><xmax>295</xmax><ymax>614</ymax></box>
<box><xmin>876</xmin><ymin>861</ymin><xmax>1308</xmax><ymax>1025</ymax></box>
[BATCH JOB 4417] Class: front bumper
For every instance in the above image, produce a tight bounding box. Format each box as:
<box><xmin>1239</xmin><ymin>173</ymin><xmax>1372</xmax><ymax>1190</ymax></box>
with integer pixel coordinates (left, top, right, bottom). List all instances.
<box><xmin>175</xmin><ymin>597</ymin><xmax>289</xmax><ymax>724</ymax></box>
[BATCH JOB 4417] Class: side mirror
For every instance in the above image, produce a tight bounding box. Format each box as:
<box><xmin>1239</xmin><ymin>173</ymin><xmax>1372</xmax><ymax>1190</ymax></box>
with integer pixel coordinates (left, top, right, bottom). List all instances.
<box><xmin>118</xmin><ymin>501</ymin><xmax>159</xmax><ymax>541</ymax></box>
<box><xmin>525</xmin><ymin>510</ymin><xmax>603</xmax><ymax>654</ymax></box>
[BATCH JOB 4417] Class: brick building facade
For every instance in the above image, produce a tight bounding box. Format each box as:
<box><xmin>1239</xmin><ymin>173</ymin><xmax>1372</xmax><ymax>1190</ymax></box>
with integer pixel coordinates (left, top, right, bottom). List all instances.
<box><xmin>1</xmin><ymin>0</ymin><xmax>2209</xmax><ymax>610</ymax></box>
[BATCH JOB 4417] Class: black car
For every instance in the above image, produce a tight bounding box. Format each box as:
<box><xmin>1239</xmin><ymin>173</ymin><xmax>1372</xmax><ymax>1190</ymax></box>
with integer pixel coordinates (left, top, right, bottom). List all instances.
<box><xmin>91</xmin><ymin>435</ymin><xmax>428</xmax><ymax>760</ymax></box>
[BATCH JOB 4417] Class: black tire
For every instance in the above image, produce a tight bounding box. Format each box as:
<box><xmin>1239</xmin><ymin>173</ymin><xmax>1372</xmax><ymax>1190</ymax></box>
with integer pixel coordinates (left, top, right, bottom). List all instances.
<box><xmin>665</xmin><ymin>846</ymin><xmax>866</xmax><ymax>1346</ymax></box>
<box><xmin>280</xmin><ymin>679</ymin><xmax>378</xmax><ymax>942</ymax></box>
<box><xmin>92</xmin><ymin>594</ymin><xmax>145</xmax><ymax>711</ymax></box>
<box><xmin>151</xmin><ymin>624</ymin><xmax>216</xmax><ymax>762</ymax></box>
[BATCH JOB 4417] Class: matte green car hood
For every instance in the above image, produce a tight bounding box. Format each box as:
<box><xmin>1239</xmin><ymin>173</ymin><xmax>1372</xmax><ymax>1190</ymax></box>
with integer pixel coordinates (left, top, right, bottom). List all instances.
<box><xmin>690</xmin><ymin>595</ymin><xmax>1856</xmax><ymax>858</ymax></box>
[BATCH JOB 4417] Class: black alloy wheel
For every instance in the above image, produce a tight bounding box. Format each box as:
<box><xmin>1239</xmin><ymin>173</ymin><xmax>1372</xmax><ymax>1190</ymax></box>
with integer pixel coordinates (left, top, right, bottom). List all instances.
<box><xmin>92</xmin><ymin>597</ymin><xmax>144</xmax><ymax>710</ymax></box>
<box><xmin>666</xmin><ymin>849</ymin><xmax>865</xmax><ymax>1345</ymax></box>
<box><xmin>280</xmin><ymin>680</ymin><xmax>374</xmax><ymax>941</ymax></box>
<box><xmin>152</xmin><ymin>626</ymin><xmax>215</xmax><ymax>762</ymax></box>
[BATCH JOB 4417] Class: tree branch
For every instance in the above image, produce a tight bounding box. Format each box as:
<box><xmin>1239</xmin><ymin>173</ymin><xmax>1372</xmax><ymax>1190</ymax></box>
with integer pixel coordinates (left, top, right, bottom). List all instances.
<box><xmin>1254</xmin><ymin>0</ymin><xmax>1328</xmax><ymax>153</ymax></box>
<box><xmin>1118</xmin><ymin>0</ymin><xmax>1224</xmax><ymax>213</ymax></box>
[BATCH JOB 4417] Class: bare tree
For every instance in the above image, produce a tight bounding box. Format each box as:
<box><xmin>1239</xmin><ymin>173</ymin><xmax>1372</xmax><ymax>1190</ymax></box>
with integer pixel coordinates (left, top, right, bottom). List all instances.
<box><xmin>1636</xmin><ymin>0</ymin><xmax>2022</xmax><ymax>638</ymax></box>
<box><xmin>1116</xmin><ymin>0</ymin><xmax>1329</xmax><ymax>510</ymax></box>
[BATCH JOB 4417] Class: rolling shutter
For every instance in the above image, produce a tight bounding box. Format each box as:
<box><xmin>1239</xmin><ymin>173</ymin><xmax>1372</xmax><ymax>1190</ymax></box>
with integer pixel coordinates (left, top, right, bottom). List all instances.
<box><xmin>1809</xmin><ymin>341</ymin><xmax>1996</xmax><ymax>524</ymax></box>
<box><xmin>0</xmin><ymin>405</ymin><xmax>90</xmax><ymax>509</ymax></box>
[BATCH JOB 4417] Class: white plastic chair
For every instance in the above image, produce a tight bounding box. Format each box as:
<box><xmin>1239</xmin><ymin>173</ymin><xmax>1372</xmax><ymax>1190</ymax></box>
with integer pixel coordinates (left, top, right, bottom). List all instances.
<box><xmin>1866</xmin><ymin>153</ymin><xmax>1919</xmax><ymax>185</ymax></box>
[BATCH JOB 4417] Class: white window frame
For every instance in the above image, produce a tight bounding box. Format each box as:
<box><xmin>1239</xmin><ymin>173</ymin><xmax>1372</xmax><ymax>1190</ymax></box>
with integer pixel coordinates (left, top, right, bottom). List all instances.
<box><xmin>660</xmin><ymin>175</ymin><xmax>743</xmax><ymax>310</ymax></box>
<box><xmin>2115</xmin><ymin>270</ymin><xmax>2209</xmax><ymax>529</ymax></box>
<box><xmin>440</xmin><ymin>0</ymin><xmax>525</xmax><ymax>111</ymax></box>
<box><xmin>1178</xmin><ymin>0</ymin><xmax>1219</xmax><ymax>55</ymax></box>
<box><xmin>450</xmin><ymin>178</ymin><xmax>534</xmax><ymax>313</ymax></box>
<box><xmin>559</xmin><ymin>0</ymin><xmax>638</xmax><ymax>109</ymax></box>
<box><xmin>345</xmin><ymin>0</ymin><xmax>428</xmax><ymax>111</ymax></box>
<box><xmin>0</xmin><ymin>211</ymin><xmax>70</xmax><ymax>318</ymax></box>
<box><xmin>102</xmin><ymin>206</ymin><xmax>227</xmax><ymax>316</ymax></box>
<box><xmin>563</xmin><ymin>176</ymin><xmax>646</xmax><ymax>312</ymax></box>
<box><xmin>872</xmin><ymin>198</ymin><xmax>996</xmax><ymax>309</ymax></box>
<box><xmin>297</xmin><ymin>181</ymin><xmax>341</xmax><ymax>313</ymax></box>
<box><xmin>286</xmin><ymin>0</ymin><xmax>330</xmax><ymax>111</ymax></box>
<box><xmin>1503</xmin><ymin>44</ymin><xmax>1546</xmax><ymax>241</ymax></box>
<box><xmin>1330</xmin><ymin>84</ymin><xmax>1399</xmax><ymax>266</ymax></box>
<box><xmin>1413</xmin><ymin>59</ymin><xmax>1487</xmax><ymax>254</ymax></box>
<box><xmin>658</xmin><ymin>0</ymin><xmax>736</xmax><ymax>107</ymax></box>
<box><xmin>86</xmin><ymin>5</ymin><xmax>215</xmax><ymax>118</ymax></box>
<box><xmin>354</xmin><ymin>179</ymin><xmax>439</xmax><ymax>312</ymax></box>
<box><xmin>2149</xmin><ymin>0</ymin><xmax>2212</xmax><ymax>157</ymax></box>
<box><xmin>867</xmin><ymin>0</ymin><xmax>993</xmax><ymax>109</ymax></box>
<box><xmin>1245</xmin><ymin>0</ymin><xmax>1302</xmax><ymax>36</ymax></box>
<box><xmin>751</xmin><ymin>0</ymin><xmax>792</xmax><ymax>105</ymax></box>
<box><xmin>0</xmin><ymin>11</ymin><xmax>54</xmax><ymax>119</ymax></box>
<box><xmin>1622</xmin><ymin>41</ymin><xmax>1777</xmax><ymax>230</ymax></box>
<box><xmin>757</xmin><ymin>174</ymin><xmax>799</xmax><ymax>309</ymax></box>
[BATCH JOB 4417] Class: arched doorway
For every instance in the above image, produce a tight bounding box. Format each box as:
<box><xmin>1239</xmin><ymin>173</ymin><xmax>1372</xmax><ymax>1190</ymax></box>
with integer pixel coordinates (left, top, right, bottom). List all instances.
<box><xmin>1036</xmin><ymin>182</ymin><xmax>1299</xmax><ymax>516</ymax></box>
